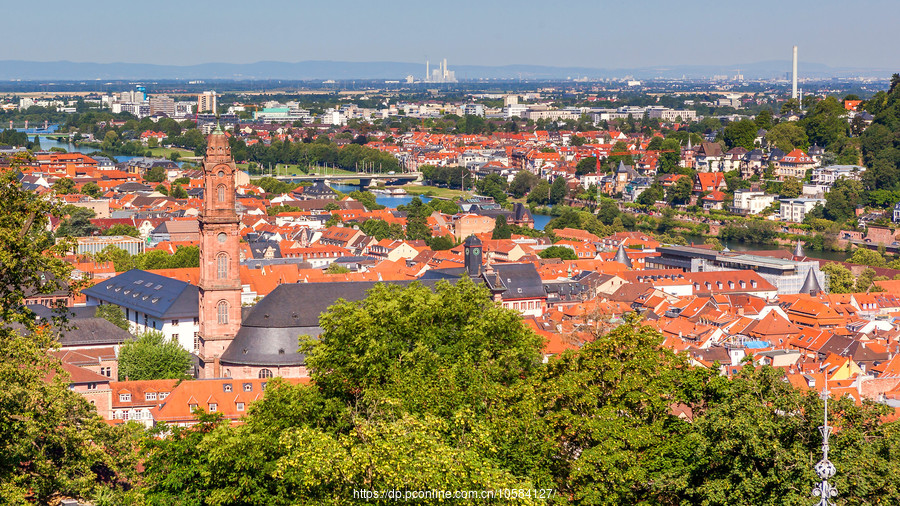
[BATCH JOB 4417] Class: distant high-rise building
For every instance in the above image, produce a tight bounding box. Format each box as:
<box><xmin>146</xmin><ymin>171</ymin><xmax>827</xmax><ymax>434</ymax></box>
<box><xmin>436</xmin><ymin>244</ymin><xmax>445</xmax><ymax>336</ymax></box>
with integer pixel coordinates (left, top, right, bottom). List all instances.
<box><xmin>198</xmin><ymin>91</ymin><xmax>217</xmax><ymax>114</ymax></box>
<box><xmin>149</xmin><ymin>95</ymin><xmax>176</xmax><ymax>116</ymax></box>
<box><xmin>425</xmin><ymin>58</ymin><xmax>457</xmax><ymax>83</ymax></box>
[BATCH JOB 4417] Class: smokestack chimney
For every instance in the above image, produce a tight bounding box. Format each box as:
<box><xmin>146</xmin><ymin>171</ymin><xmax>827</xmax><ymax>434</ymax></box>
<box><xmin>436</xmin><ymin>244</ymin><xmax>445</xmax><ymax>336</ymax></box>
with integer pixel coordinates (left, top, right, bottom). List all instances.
<box><xmin>792</xmin><ymin>46</ymin><xmax>798</xmax><ymax>100</ymax></box>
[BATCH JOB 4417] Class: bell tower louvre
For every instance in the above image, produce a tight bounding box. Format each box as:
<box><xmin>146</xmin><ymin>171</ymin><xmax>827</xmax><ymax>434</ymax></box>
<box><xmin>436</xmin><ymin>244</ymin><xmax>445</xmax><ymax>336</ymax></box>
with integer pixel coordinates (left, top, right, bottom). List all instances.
<box><xmin>198</xmin><ymin>126</ymin><xmax>242</xmax><ymax>378</ymax></box>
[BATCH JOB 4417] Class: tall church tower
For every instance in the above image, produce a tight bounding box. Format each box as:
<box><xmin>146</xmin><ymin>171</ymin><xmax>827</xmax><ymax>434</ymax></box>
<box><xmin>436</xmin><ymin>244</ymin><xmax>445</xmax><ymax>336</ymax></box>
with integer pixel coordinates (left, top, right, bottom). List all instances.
<box><xmin>198</xmin><ymin>127</ymin><xmax>241</xmax><ymax>378</ymax></box>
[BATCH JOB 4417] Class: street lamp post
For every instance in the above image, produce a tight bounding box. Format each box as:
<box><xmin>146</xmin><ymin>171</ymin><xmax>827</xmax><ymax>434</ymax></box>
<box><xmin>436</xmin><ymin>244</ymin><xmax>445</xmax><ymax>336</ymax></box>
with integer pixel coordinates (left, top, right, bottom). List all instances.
<box><xmin>812</xmin><ymin>385</ymin><xmax>837</xmax><ymax>506</ymax></box>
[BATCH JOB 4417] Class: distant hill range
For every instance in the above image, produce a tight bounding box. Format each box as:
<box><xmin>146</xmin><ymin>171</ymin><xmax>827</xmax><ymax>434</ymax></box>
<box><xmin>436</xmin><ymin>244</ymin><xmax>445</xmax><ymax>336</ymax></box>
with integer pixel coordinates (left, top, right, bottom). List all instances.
<box><xmin>0</xmin><ymin>59</ymin><xmax>892</xmax><ymax>81</ymax></box>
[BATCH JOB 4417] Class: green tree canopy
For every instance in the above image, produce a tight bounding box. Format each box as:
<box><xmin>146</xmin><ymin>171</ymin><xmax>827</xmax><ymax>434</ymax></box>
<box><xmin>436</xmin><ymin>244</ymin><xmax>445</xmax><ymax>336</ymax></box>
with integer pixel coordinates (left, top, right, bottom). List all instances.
<box><xmin>144</xmin><ymin>166</ymin><xmax>167</xmax><ymax>183</ymax></box>
<box><xmin>509</xmin><ymin>170</ymin><xmax>540</xmax><ymax>198</ymax></box>
<box><xmin>81</xmin><ymin>181</ymin><xmax>101</xmax><ymax>198</ymax></box>
<box><xmin>766</xmin><ymin>122</ymin><xmax>809</xmax><ymax>152</ymax></box>
<box><xmin>575</xmin><ymin>156</ymin><xmax>598</xmax><ymax>176</ymax></box>
<box><xmin>95</xmin><ymin>304</ymin><xmax>130</xmax><ymax>331</ymax></box>
<box><xmin>723</xmin><ymin>118</ymin><xmax>757</xmax><ymax>150</ymax></box>
<box><xmin>549</xmin><ymin>177</ymin><xmax>568</xmax><ymax>205</ymax></box>
<box><xmin>118</xmin><ymin>331</ymin><xmax>192</xmax><ymax>381</ymax></box>
<box><xmin>538</xmin><ymin>245</ymin><xmax>577</xmax><ymax>260</ymax></box>
<box><xmin>492</xmin><ymin>214</ymin><xmax>511</xmax><ymax>239</ymax></box>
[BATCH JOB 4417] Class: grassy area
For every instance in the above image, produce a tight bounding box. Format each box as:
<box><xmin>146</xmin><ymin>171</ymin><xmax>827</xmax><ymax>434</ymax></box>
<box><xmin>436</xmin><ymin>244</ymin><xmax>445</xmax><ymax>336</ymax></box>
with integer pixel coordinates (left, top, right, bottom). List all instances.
<box><xmin>402</xmin><ymin>184</ymin><xmax>472</xmax><ymax>200</ymax></box>
<box><xmin>148</xmin><ymin>146</ymin><xmax>195</xmax><ymax>159</ymax></box>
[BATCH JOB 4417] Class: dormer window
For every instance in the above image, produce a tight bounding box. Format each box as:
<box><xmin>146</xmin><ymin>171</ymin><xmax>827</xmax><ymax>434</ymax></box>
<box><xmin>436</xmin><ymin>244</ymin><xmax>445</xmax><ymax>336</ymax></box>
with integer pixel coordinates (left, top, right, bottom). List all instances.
<box><xmin>119</xmin><ymin>393</ymin><xmax>131</xmax><ymax>402</ymax></box>
<box><xmin>145</xmin><ymin>392</ymin><xmax>157</xmax><ymax>401</ymax></box>
<box><xmin>223</xmin><ymin>383</ymin><xmax>233</xmax><ymax>393</ymax></box>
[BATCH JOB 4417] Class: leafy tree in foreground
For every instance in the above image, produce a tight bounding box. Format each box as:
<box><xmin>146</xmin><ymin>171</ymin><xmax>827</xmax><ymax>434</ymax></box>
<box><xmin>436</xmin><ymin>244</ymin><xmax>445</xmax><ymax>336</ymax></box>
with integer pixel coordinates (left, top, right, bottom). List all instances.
<box><xmin>118</xmin><ymin>331</ymin><xmax>191</xmax><ymax>381</ymax></box>
<box><xmin>0</xmin><ymin>168</ymin><xmax>141</xmax><ymax>504</ymax></box>
<box><xmin>537</xmin><ymin>315</ymin><xmax>714</xmax><ymax>504</ymax></box>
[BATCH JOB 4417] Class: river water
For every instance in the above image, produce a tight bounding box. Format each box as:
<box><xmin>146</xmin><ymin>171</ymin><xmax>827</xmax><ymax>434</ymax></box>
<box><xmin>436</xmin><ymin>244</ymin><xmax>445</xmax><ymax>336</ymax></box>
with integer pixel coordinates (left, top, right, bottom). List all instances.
<box><xmin>680</xmin><ymin>234</ymin><xmax>850</xmax><ymax>262</ymax></box>
<box><xmin>38</xmin><ymin>135</ymin><xmax>143</xmax><ymax>165</ymax></box>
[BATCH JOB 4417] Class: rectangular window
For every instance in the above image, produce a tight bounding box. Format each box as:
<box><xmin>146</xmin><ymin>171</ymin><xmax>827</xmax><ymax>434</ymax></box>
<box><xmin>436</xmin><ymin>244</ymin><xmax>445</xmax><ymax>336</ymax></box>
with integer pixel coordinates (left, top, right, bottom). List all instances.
<box><xmin>194</xmin><ymin>333</ymin><xmax>200</xmax><ymax>352</ymax></box>
<box><xmin>172</xmin><ymin>333</ymin><xmax>179</xmax><ymax>343</ymax></box>
<box><xmin>236</xmin><ymin>402</ymin><xmax>245</xmax><ymax>412</ymax></box>
<box><xmin>209</xmin><ymin>403</ymin><xmax>218</xmax><ymax>412</ymax></box>
<box><xmin>159</xmin><ymin>392</ymin><xmax>169</xmax><ymax>400</ymax></box>
<box><xmin>172</xmin><ymin>319</ymin><xmax>178</xmax><ymax>326</ymax></box>
<box><xmin>119</xmin><ymin>393</ymin><xmax>131</xmax><ymax>402</ymax></box>
<box><xmin>145</xmin><ymin>392</ymin><xmax>157</xmax><ymax>401</ymax></box>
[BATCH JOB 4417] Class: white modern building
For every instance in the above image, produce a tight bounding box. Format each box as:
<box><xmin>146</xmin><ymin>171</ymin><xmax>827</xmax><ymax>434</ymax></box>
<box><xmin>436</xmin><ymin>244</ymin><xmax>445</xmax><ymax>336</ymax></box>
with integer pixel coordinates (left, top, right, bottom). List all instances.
<box><xmin>780</xmin><ymin>198</ymin><xmax>825</xmax><ymax>223</ymax></box>
<box><xmin>732</xmin><ymin>190</ymin><xmax>777</xmax><ymax>215</ymax></box>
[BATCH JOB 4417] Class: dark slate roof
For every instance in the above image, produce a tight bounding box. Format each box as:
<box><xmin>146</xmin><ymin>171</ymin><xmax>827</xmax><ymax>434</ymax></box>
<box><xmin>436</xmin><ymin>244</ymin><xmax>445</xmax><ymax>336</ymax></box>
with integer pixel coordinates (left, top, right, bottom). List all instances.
<box><xmin>420</xmin><ymin>267</ymin><xmax>469</xmax><ymax>280</ymax></box>
<box><xmin>483</xmin><ymin>263</ymin><xmax>545</xmax><ymax>300</ymax></box>
<box><xmin>221</xmin><ymin>280</ymin><xmax>442</xmax><ymax>367</ymax></box>
<box><xmin>303</xmin><ymin>181</ymin><xmax>338</xmax><ymax>196</ymax></box>
<box><xmin>543</xmin><ymin>280</ymin><xmax>589</xmax><ymax>302</ymax></box>
<box><xmin>513</xmin><ymin>202</ymin><xmax>533</xmax><ymax>222</ymax></box>
<box><xmin>114</xmin><ymin>182</ymin><xmax>152</xmax><ymax>192</ymax></box>
<box><xmin>82</xmin><ymin>269</ymin><xmax>198</xmax><ymax>319</ymax></box>
<box><xmin>57</xmin><ymin>318</ymin><xmax>133</xmax><ymax>347</ymax></box>
<box><xmin>248</xmin><ymin>241</ymin><xmax>282</xmax><ymax>259</ymax></box>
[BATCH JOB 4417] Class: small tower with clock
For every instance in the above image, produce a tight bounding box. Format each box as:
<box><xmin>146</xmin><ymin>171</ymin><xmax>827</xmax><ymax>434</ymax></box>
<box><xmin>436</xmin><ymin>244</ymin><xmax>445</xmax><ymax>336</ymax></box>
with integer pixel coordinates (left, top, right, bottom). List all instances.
<box><xmin>198</xmin><ymin>126</ymin><xmax>241</xmax><ymax>378</ymax></box>
<box><xmin>464</xmin><ymin>234</ymin><xmax>482</xmax><ymax>278</ymax></box>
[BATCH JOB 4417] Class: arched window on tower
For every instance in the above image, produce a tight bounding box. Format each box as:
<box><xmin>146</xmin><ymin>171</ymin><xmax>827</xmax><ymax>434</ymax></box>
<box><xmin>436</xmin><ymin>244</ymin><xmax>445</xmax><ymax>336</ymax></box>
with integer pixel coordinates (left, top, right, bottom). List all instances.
<box><xmin>217</xmin><ymin>301</ymin><xmax>228</xmax><ymax>325</ymax></box>
<box><xmin>217</xmin><ymin>184</ymin><xmax>226</xmax><ymax>203</ymax></box>
<box><xmin>217</xmin><ymin>253</ymin><xmax>228</xmax><ymax>279</ymax></box>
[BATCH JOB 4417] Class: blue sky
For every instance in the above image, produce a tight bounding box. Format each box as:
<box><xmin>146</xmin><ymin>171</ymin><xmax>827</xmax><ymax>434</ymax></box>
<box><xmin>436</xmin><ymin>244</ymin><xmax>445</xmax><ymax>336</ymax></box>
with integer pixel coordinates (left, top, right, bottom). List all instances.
<box><xmin>5</xmin><ymin>0</ymin><xmax>898</xmax><ymax>69</ymax></box>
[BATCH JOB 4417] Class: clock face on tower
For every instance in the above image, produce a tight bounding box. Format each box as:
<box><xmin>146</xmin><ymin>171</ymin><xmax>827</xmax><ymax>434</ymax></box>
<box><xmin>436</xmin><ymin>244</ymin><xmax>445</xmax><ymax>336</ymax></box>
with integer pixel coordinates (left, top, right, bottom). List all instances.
<box><xmin>217</xmin><ymin>233</ymin><xmax>227</xmax><ymax>243</ymax></box>
<box><xmin>473</xmin><ymin>248</ymin><xmax>480</xmax><ymax>255</ymax></box>
<box><xmin>465</xmin><ymin>248</ymin><xmax>469</xmax><ymax>255</ymax></box>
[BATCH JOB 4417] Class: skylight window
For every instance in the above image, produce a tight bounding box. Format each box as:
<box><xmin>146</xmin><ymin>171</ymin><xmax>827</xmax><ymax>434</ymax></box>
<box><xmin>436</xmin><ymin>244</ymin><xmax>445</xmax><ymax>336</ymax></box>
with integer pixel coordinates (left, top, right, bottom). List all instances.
<box><xmin>154</xmin><ymin>285</ymin><xmax>163</xmax><ymax>290</ymax></box>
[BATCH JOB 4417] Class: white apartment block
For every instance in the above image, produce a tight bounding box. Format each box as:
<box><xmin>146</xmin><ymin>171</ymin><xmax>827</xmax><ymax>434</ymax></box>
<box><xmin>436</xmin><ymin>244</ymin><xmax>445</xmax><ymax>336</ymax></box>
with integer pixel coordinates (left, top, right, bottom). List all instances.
<box><xmin>779</xmin><ymin>198</ymin><xmax>825</xmax><ymax>223</ymax></box>
<box><xmin>732</xmin><ymin>190</ymin><xmax>776</xmax><ymax>215</ymax></box>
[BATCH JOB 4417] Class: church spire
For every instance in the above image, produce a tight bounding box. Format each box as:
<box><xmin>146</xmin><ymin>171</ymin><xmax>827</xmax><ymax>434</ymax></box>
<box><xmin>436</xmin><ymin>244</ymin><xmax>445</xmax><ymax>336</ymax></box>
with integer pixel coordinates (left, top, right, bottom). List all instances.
<box><xmin>800</xmin><ymin>268</ymin><xmax>824</xmax><ymax>296</ymax></box>
<box><xmin>614</xmin><ymin>242</ymin><xmax>633</xmax><ymax>269</ymax></box>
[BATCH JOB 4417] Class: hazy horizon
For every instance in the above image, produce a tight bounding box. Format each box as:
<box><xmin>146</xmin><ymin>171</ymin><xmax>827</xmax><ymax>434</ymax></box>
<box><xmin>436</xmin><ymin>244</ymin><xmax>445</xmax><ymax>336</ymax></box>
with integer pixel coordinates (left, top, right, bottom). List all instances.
<box><xmin>5</xmin><ymin>0</ymin><xmax>900</xmax><ymax>70</ymax></box>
